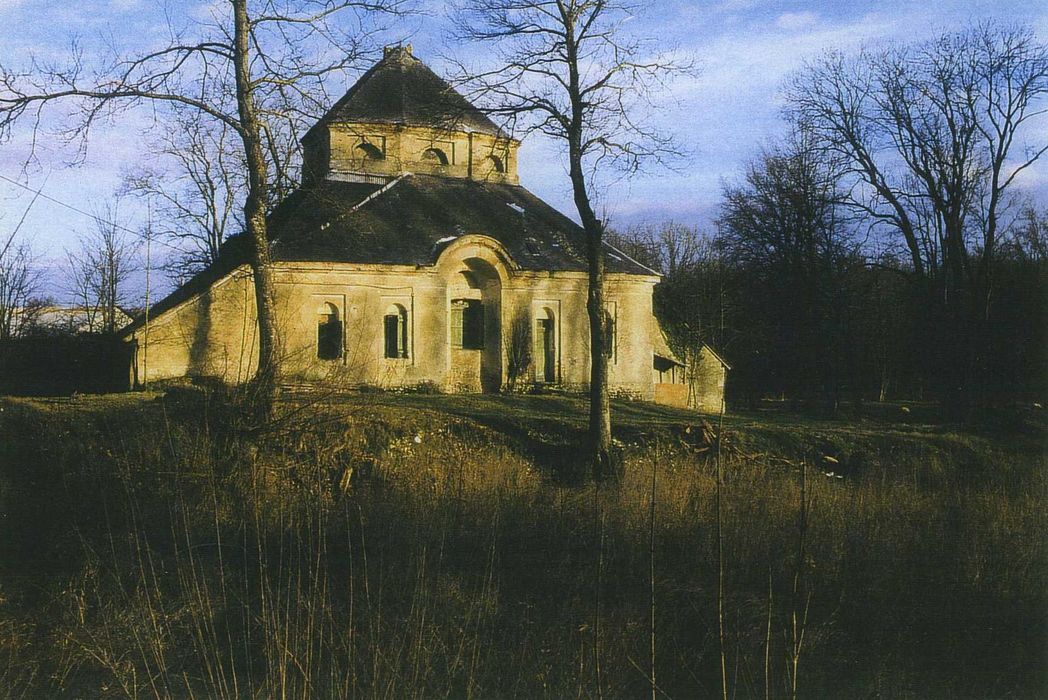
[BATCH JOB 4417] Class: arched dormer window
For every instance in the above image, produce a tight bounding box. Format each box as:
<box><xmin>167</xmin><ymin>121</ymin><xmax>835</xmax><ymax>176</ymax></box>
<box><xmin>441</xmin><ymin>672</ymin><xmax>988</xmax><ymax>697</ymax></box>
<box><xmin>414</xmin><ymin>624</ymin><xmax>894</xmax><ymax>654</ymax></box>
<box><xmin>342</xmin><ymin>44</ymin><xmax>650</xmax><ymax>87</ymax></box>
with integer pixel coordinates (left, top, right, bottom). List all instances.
<box><xmin>485</xmin><ymin>155</ymin><xmax>505</xmax><ymax>173</ymax></box>
<box><xmin>421</xmin><ymin>147</ymin><xmax>449</xmax><ymax>165</ymax></box>
<box><xmin>384</xmin><ymin>304</ymin><xmax>409</xmax><ymax>359</ymax></box>
<box><xmin>317</xmin><ymin>302</ymin><xmax>342</xmax><ymax>361</ymax></box>
<box><xmin>356</xmin><ymin>142</ymin><xmax>384</xmax><ymax>160</ymax></box>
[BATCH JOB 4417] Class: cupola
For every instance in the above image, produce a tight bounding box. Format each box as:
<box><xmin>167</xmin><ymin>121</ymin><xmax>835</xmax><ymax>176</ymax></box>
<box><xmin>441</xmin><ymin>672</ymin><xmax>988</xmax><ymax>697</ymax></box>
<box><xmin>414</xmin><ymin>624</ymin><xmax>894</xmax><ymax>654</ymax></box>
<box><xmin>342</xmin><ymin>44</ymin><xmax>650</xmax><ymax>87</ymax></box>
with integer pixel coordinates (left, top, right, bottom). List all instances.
<box><xmin>302</xmin><ymin>45</ymin><xmax>520</xmax><ymax>185</ymax></box>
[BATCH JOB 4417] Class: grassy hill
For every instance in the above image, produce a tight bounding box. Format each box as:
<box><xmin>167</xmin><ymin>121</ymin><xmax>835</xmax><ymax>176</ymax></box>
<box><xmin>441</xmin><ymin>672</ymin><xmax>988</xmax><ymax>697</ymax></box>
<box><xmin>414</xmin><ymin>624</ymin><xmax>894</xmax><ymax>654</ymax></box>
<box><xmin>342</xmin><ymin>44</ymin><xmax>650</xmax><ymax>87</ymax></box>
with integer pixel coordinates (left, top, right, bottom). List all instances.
<box><xmin>1</xmin><ymin>389</ymin><xmax>1045</xmax><ymax>698</ymax></box>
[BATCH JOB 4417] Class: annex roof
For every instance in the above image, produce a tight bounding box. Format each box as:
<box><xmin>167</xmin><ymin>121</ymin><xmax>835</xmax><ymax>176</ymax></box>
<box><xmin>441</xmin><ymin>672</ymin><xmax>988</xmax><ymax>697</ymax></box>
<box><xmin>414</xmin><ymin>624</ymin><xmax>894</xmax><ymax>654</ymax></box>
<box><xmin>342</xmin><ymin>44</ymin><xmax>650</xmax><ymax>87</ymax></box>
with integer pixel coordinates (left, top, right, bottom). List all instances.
<box><xmin>304</xmin><ymin>45</ymin><xmax>507</xmax><ymax>141</ymax></box>
<box><xmin>700</xmin><ymin>343</ymin><xmax>732</xmax><ymax>370</ymax></box>
<box><xmin>651</xmin><ymin>316</ymin><xmax>683</xmax><ymax>366</ymax></box>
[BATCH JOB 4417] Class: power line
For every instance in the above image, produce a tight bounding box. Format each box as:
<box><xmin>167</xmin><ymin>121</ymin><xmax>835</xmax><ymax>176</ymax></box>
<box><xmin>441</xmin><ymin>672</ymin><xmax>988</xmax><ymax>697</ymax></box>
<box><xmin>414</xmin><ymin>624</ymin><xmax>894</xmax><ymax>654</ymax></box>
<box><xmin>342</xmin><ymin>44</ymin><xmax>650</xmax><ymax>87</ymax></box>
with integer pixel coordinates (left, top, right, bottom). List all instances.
<box><xmin>0</xmin><ymin>172</ymin><xmax>185</xmax><ymax>253</ymax></box>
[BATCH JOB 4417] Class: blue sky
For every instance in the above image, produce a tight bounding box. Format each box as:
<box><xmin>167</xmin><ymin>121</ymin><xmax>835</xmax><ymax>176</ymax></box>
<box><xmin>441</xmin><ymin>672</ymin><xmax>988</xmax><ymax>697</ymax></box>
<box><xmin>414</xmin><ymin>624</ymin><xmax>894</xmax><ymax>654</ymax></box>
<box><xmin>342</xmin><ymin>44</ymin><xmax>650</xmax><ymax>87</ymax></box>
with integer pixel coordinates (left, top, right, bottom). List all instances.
<box><xmin>1</xmin><ymin>0</ymin><xmax>1047</xmax><ymax>301</ymax></box>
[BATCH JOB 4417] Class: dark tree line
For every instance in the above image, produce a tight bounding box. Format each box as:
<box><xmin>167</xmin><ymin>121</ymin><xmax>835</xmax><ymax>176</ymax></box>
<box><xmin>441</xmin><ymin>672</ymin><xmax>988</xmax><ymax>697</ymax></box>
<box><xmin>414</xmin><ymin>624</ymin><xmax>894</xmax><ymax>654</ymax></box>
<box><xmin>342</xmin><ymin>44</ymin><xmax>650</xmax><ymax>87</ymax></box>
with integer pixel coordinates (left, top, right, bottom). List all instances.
<box><xmin>619</xmin><ymin>199</ymin><xmax>1045</xmax><ymax>415</ymax></box>
<box><xmin>716</xmin><ymin>130</ymin><xmax>858</xmax><ymax>407</ymax></box>
<box><xmin>785</xmin><ymin>21</ymin><xmax>1048</xmax><ymax>412</ymax></box>
<box><xmin>617</xmin><ymin>22</ymin><xmax>1048</xmax><ymax>415</ymax></box>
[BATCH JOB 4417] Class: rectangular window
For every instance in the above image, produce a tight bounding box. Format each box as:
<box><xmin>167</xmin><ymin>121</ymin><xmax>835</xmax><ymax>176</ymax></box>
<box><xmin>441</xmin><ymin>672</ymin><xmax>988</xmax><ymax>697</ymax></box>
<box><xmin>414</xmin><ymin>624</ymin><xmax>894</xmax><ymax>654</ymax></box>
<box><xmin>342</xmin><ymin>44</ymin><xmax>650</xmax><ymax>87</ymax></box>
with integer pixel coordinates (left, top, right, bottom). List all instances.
<box><xmin>384</xmin><ymin>314</ymin><xmax>400</xmax><ymax>358</ymax></box>
<box><xmin>384</xmin><ymin>305</ymin><xmax>408</xmax><ymax>359</ymax></box>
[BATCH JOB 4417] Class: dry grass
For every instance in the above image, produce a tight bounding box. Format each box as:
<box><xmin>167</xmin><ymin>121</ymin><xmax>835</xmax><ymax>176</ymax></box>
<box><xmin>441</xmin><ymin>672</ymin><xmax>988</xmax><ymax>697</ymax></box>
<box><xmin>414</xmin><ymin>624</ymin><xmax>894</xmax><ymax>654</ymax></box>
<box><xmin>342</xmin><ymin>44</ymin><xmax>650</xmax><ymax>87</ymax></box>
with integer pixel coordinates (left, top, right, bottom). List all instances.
<box><xmin>0</xmin><ymin>389</ymin><xmax>1044</xmax><ymax>698</ymax></box>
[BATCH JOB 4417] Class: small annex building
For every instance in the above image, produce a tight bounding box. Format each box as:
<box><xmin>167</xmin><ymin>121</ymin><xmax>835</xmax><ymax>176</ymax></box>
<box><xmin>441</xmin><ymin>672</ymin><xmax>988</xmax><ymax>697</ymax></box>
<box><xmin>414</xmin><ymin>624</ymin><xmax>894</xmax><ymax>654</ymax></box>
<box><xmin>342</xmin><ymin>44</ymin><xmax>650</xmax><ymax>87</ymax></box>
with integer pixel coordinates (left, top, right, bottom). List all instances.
<box><xmin>651</xmin><ymin>322</ymin><xmax>730</xmax><ymax>414</ymax></box>
<box><xmin>125</xmin><ymin>45</ymin><xmax>678</xmax><ymax>400</ymax></box>
<box><xmin>691</xmin><ymin>344</ymin><xmax>730</xmax><ymax>413</ymax></box>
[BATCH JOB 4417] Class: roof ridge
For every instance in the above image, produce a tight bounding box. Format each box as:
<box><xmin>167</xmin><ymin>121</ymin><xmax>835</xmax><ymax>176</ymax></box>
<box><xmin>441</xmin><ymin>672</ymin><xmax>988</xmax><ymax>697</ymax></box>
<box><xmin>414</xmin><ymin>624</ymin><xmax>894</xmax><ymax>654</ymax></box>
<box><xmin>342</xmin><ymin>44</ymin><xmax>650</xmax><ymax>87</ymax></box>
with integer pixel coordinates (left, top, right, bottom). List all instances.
<box><xmin>346</xmin><ymin>172</ymin><xmax>412</xmax><ymax>214</ymax></box>
<box><xmin>309</xmin><ymin>172</ymin><xmax>414</xmax><ymax>235</ymax></box>
<box><xmin>603</xmin><ymin>239</ymin><xmax>660</xmax><ymax>276</ymax></box>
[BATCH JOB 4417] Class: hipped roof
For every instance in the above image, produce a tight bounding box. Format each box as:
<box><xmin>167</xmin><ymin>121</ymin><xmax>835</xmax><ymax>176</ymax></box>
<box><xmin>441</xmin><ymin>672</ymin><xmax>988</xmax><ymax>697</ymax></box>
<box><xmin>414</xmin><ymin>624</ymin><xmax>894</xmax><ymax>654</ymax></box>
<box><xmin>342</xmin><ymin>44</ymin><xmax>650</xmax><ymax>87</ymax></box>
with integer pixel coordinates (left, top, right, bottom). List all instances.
<box><xmin>304</xmin><ymin>46</ymin><xmax>507</xmax><ymax>141</ymax></box>
<box><xmin>266</xmin><ymin>174</ymin><xmax>653</xmax><ymax>272</ymax></box>
<box><xmin>129</xmin><ymin>174</ymin><xmax>655</xmax><ymax>330</ymax></box>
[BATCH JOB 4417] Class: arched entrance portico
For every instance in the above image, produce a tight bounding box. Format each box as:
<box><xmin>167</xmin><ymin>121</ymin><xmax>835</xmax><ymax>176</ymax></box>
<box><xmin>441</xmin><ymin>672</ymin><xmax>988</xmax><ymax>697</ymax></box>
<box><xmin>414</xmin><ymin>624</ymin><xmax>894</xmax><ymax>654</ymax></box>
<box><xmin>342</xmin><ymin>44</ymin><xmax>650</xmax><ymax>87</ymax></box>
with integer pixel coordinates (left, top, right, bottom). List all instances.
<box><xmin>436</xmin><ymin>235</ymin><xmax>515</xmax><ymax>393</ymax></box>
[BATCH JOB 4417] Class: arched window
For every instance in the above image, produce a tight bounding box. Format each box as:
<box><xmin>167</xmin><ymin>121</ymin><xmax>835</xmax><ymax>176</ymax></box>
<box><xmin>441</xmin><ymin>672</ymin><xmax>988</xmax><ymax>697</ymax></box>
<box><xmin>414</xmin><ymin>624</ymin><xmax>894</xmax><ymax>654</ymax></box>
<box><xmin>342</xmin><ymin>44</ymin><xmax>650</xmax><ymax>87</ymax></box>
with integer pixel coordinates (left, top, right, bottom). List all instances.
<box><xmin>485</xmin><ymin>155</ymin><xmax>505</xmax><ymax>173</ymax></box>
<box><xmin>534</xmin><ymin>307</ymin><xmax>556</xmax><ymax>382</ymax></box>
<box><xmin>355</xmin><ymin>142</ymin><xmax>384</xmax><ymax>160</ymax></box>
<box><xmin>451</xmin><ymin>299</ymin><xmax>484</xmax><ymax>349</ymax></box>
<box><xmin>421</xmin><ymin>147</ymin><xmax>449</xmax><ymax>165</ymax></box>
<box><xmin>317</xmin><ymin>302</ymin><xmax>342</xmax><ymax>361</ymax></box>
<box><xmin>384</xmin><ymin>304</ymin><xmax>409</xmax><ymax>359</ymax></box>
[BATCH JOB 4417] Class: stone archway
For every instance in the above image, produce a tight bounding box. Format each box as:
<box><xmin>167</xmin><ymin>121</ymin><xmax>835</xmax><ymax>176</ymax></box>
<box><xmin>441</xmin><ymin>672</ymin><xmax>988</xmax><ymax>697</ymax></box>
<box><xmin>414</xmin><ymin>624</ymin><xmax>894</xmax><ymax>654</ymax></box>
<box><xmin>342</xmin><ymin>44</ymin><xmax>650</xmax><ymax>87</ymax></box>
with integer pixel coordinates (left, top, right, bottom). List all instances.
<box><xmin>447</xmin><ymin>258</ymin><xmax>502</xmax><ymax>392</ymax></box>
<box><xmin>436</xmin><ymin>235</ymin><xmax>516</xmax><ymax>393</ymax></box>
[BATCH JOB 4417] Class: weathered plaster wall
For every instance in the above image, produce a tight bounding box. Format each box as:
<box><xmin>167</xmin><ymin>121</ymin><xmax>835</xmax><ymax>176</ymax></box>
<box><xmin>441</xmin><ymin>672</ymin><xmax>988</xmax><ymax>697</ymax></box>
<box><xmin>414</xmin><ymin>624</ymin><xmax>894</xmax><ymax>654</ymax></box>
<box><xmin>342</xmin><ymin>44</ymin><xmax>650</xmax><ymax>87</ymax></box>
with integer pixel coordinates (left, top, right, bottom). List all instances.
<box><xmin>654</xmin><ymin>382</ymin><xmax>689</xmax><ymax>408</ymax></box>
<box><xmin>304</xmin><ymin>122</ymin><xmax>519</xmax><ymax>185</ymax></box>
<box><xmin>129</xmin><ymin>268</ymin><xmax>259</xmax><ymax>384</ymax></box>
<box><xmin>692</xmin><ymin>348</ymin><xmax>728</xmax><ymax>413</ymax></box>
<box><xmin>129</xmin><ymin>250</ymin><xmax>660</xmax><ymax>399</ymax></box>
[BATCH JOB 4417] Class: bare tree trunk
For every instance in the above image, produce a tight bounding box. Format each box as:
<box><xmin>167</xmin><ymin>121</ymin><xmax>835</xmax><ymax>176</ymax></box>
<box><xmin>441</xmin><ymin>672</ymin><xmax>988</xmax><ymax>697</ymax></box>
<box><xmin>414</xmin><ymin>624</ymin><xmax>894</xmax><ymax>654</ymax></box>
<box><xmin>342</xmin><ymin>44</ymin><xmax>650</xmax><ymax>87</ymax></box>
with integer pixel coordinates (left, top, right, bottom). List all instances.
<box><xmin>452</xmin><ymin>0</ymin><xmax>687</xmax><ymax>472</ymax></box>
<box><xmin>581</xmin><ymin>194</ymin><xmax>613</xmax><ymax>476</ymax></box>
<box><xmin>232</xmin><ymin>0</ymin><xmax>280</xmax><ymax>413</ymax></box>
<box><xmin>564</xmin><ymin>26</ymin><xmax>612</xmax><ymax>477</ymax></box>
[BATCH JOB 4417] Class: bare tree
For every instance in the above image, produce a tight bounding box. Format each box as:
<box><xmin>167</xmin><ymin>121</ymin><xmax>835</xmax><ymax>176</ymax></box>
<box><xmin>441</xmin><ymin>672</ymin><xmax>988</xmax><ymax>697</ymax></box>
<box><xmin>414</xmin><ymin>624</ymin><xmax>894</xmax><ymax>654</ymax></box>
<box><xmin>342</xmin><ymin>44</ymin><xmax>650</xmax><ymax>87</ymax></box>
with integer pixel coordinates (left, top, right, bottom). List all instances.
<box><xmin>122</xmin><ymin>106</ymin><xmax>245</xmax><ymax>281</ymax></box>
<box><xmin>608</xmin><ymin>221</ymin><xmax>702</xmax><ymax>277</ymax></box>
<box><xmin>786</xmin><ymin>21</ymin><xmax>1048</xmax><ymax>406</ymax></box>
<box><xmin>0</xmin><ymin>0</ymin><xmax>408</xmax><ymax>414</ymax></box>
<box><xmin>1010</xmin><ymin>205</ymin><xmax>1048</xmax><ymax>263</ymax></box>
<box><xmin>453</xmin><ymin>0</ymin><xmax>690</xmax><ymax>473</ymax></box>
<box><xmin>717</xmin><ymin>130</ymin><xmax>857</xmax><ymax>408</ymax></box>
<box><xmin>67</xmin><ymin>203</ymin><xmax>139</xmax><ymax>335</ymax></box>
<box><xmin>0</xmin><ymin>241</ymin><xmax>43</xmax><ymax>340</ymax></box>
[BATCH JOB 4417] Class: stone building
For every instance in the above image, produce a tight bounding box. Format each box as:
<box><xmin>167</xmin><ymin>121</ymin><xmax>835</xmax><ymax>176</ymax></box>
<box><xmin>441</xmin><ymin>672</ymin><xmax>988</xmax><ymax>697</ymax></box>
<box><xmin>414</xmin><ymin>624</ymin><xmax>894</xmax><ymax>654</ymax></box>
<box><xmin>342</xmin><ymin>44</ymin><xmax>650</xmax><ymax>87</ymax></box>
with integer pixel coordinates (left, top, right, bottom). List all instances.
<box><xmin>125</xmin><ymin>45</ymin><xmax>675</xmax><ymax>399</ymax></box>
<box><xmin>651</xmin><ymin>327</ymin><xmax>730</xmax><ymax>414</ymax></box>
<box><xmin>690</xmin><ymin>344</ymin><xmax>730</xmax><ymax>413</ymax></box>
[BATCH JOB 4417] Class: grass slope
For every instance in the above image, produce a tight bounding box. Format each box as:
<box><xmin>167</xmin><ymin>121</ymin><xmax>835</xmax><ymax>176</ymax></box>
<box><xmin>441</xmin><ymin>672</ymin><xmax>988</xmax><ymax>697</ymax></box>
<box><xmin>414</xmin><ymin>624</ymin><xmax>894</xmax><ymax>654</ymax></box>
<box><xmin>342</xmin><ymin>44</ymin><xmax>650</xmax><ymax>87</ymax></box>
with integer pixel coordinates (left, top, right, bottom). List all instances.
<box><xmin>0</xmin><ymin>390</ymin><xmax>1045</xmax><ymax>698</ymax></box>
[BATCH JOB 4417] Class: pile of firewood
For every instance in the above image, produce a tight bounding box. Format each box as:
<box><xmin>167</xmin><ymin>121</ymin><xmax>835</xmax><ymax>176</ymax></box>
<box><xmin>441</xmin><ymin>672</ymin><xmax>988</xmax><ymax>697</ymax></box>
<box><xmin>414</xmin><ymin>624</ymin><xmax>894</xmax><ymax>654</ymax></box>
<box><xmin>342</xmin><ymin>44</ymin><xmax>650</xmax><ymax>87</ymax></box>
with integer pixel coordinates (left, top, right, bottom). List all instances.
<box><xmin>677</xmin><ymin>420</ymin><xmax>739</xmax><ymax>459</ymax></box>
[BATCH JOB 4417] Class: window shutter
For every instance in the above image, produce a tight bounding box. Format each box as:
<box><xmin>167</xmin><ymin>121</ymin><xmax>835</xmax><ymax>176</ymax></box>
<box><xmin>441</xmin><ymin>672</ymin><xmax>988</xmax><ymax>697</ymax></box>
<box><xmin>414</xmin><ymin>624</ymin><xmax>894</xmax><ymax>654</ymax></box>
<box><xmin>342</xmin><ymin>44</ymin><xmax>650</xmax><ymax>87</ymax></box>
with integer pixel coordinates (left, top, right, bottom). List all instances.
<box><xmin>450</xmin><ymin>302</ymin><xmax>464</xmax><ymax>348</ymax></box>
<box><xmin>398</xmin><ymin>312</ymin><xmax>408</xmax><ymax>358</ymax></box>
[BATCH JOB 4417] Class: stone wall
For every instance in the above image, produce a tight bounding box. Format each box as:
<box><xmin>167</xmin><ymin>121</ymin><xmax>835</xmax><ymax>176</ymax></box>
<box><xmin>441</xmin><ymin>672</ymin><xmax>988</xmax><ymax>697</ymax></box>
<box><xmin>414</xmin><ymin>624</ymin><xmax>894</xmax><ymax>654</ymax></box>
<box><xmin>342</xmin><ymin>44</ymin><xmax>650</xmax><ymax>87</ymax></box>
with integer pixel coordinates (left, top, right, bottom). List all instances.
<box><xmin>692</xmin><ymin>348</ymin><xmax>727</xmax><ymax>413</ymax></box>
<box><xmin>304</xmin><ymin>121</ymin><xmax>519</xmax><ymax>185</ymax></box>
<box><xmin>128</xmin><ymin>248</ymin><xmax>660</xmax><ymax>400</ymax></box>
<box><xmin>130</xmin><ymin>269</ymin><xmax>258</xmax><ymax>384</ymax></box>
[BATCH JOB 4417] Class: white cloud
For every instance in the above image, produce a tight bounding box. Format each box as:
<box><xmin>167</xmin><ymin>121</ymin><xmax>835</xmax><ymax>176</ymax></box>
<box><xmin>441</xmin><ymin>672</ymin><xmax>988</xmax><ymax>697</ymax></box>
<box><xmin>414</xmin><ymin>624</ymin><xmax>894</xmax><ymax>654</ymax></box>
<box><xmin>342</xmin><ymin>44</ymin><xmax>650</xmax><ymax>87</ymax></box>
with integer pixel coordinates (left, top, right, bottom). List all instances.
<box><xmin>667</xmin><ymin>12</ymin><xmax>897</xmax><ymax>108</ymax></box>
<box><xmin>713</xmin><ymin>0</ymin><xmax>769</xmax><ymax>14</ymax></box>
<box><xmin>188</xmin><ymin>0</ymin><xmax>230</xmax><ymax>24</ymax></box>
<box><xmin>775</xmin><ymin>11</ymin><xmax>819</xmax><ymax>32</ymax></box>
